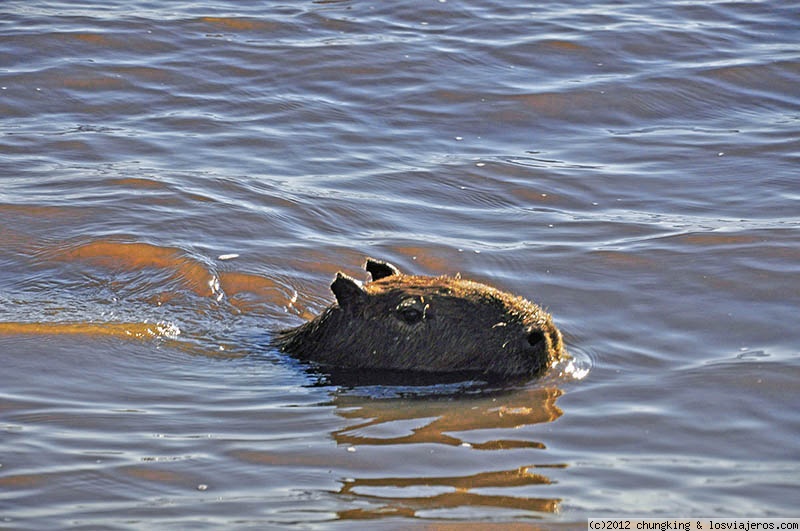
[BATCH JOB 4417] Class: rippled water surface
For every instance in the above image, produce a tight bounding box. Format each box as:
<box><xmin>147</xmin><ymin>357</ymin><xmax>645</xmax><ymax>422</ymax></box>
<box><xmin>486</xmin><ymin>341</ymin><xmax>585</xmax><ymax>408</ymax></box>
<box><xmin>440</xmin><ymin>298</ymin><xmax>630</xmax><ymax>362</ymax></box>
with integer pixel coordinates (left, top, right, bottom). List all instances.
<box><xmin>1</xmin><ymin>0</ymin><xmax>798</xmax><ymax>528</ymax></box>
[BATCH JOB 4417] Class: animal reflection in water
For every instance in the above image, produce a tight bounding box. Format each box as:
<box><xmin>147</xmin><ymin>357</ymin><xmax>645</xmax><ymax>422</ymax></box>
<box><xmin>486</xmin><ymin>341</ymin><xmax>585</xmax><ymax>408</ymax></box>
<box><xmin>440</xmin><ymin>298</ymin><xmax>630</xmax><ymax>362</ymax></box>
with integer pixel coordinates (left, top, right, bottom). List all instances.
<box><xmin>332</xmin><ymin>385</ymin><xmax>563</xmax><ymax>518</ymax></box>
<box><xmin>233</xmin><ymin>385</ymin><xmax>564</xmax><ymax>518</ymax></box>
<box><xmin>336</xmin><ymin>465</ymin><xmax>561</xmax><ymax>519</ymax></box>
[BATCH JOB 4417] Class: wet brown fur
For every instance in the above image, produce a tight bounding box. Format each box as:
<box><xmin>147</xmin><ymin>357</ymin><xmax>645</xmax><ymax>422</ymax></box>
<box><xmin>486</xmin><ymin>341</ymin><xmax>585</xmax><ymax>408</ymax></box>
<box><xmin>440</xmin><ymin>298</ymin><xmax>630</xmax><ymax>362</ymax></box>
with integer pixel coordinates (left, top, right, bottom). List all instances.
<box><xmin>273</xmin><ymin>258</ymin><xmax>563</xmax><ymax>378</ymax></box>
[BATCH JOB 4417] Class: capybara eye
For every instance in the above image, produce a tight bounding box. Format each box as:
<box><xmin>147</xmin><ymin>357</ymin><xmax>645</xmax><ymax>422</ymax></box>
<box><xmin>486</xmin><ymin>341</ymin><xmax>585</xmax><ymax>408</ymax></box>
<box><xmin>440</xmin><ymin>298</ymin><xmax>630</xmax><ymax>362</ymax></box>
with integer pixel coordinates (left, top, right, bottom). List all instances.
<box><xmin>398</xmin><ymin>306</ymin><xmax>424</xmax><ymax>324</ymax></box>
<box><xmin>396</xmin><ymin>298</ymin><xmax>426</xmax><ymax>324</ymax></box>
<box><xmin>527</xmin><ymin>330</ymin><xmax>546</xmax><ymax>347</ymax></box>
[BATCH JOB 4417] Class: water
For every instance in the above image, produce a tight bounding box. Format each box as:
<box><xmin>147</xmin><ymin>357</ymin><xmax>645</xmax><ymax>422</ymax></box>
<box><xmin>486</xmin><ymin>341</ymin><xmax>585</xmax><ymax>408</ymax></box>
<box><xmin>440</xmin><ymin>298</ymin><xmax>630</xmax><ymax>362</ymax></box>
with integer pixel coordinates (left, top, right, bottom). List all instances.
<box><xmin>1</xmin><ymin>0</ymin><xmax>798</xmax><ymax>527</ymax></box>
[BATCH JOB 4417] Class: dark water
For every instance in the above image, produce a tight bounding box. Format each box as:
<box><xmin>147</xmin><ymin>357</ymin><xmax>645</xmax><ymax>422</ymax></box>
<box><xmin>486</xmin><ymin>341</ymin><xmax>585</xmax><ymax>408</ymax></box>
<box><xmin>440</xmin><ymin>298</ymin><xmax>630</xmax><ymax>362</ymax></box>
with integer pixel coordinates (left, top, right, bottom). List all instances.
<box><xmin>1</xmin><ymin>0</ymin><xmax>798</xmax><ymax>528</ymax></box>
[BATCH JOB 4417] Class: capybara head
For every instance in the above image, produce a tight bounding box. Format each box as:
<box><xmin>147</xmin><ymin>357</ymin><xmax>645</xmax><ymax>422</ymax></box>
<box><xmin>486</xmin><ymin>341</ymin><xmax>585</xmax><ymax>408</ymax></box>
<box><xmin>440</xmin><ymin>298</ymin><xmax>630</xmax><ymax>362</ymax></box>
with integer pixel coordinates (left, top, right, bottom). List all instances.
<box><xmin>273</xmin><ymin>258</ymin><xmax>563</xmax><ymax>378</ymax></box>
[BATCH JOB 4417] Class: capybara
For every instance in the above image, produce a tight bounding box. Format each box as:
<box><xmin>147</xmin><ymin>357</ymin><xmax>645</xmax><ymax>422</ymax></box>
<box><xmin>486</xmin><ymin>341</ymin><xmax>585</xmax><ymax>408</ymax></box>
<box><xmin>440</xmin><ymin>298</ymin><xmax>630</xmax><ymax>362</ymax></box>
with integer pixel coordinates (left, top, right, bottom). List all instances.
<box><xmin>273</xmin><ymin>258</ymin><xmax>563</xmax><ymax>378</ymax></box>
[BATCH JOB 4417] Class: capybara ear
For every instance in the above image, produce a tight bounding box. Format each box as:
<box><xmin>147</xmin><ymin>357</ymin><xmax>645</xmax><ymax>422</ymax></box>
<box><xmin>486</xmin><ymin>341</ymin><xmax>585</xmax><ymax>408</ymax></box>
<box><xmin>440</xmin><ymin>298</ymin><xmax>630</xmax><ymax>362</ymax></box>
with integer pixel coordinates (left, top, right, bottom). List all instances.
<box><xmin>331</xmin><ymin>272</ymin><xmax>367</xmax><ymax>309</ymax></box>
<box><xmin>365</xmin><ymin>258</ymin><xmax>400</xmax><ymax>281</ymax></box>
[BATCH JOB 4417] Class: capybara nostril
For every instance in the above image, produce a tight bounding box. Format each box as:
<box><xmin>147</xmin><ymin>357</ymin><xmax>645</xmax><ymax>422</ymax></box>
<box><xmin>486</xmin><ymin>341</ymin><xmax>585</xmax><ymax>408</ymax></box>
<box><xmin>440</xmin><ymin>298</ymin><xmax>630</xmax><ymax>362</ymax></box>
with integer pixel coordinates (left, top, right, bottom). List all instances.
<box><xmin>527</xmin><ymin>329</ymin><xmax>546</xmax><ymax>348</ymax></box>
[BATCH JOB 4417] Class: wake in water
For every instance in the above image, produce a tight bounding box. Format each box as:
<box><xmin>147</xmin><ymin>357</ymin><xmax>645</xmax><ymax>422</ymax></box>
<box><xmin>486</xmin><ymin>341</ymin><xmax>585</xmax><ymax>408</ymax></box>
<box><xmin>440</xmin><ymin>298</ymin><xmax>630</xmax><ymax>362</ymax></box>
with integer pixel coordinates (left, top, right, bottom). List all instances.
<box><xmin>0</xmin><ymin>236</ymin><xmax>591</xmax><ymax>388</ymax></box>
<box><xmin>0</xmin><ymin>237</ymin><xmax>298</xmax><ymax>357</ymax></box>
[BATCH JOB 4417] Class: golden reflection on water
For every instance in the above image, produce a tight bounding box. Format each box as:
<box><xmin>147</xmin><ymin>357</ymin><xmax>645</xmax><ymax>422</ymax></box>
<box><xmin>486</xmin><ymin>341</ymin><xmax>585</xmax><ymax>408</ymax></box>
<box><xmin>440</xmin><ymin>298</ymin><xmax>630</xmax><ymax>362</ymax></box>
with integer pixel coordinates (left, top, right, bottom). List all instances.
<box><xmin>0</xmin><ymin>321</ymin><xmax>179</xmax><ymax>339</ymax></box>
<box><xmin>0</xmin><ymin>320</ymin><xmax>252</xmax><ymax>360</ymax></box>
<box><xmin>42</xmin><ymin>238</ymin><xmax>294</xmax><ymax>309</ymax></box>
<box><xmin>336</xmin><ymin>465</ymin><xmax>560</xmax><ymax>519</ymax></box>
<box><xmin>0</xmin><ymin>237</ymin><xmax>302</xmax><ymax>356</ymax></box>
<box><xmin>0</xmin><ymin>473</ymin><xmax>44</xmax><ymax>489</ymax></box>
<box><xmin>329</xmin><ymin>386</ymin><xmax>564</xmax><ymax>519</ymax></box>
<box><xmin>48</xmin><ymin>240</ymin><xmax>217</xmax><ymax>297</ymax></box>
<box><xmin>199</xmin><ymin>16</ymin><xmax>277</xmax><ymax>32</ymax></box>
<box><xmin>230</xmin><ymin>385</ymin><xmax>565</xmax><ymax>518</ymax></box>
<box><xmin>332</xmin><ymin>386</ymin><xmax>562</xmax><ymax>448</ymax></box>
